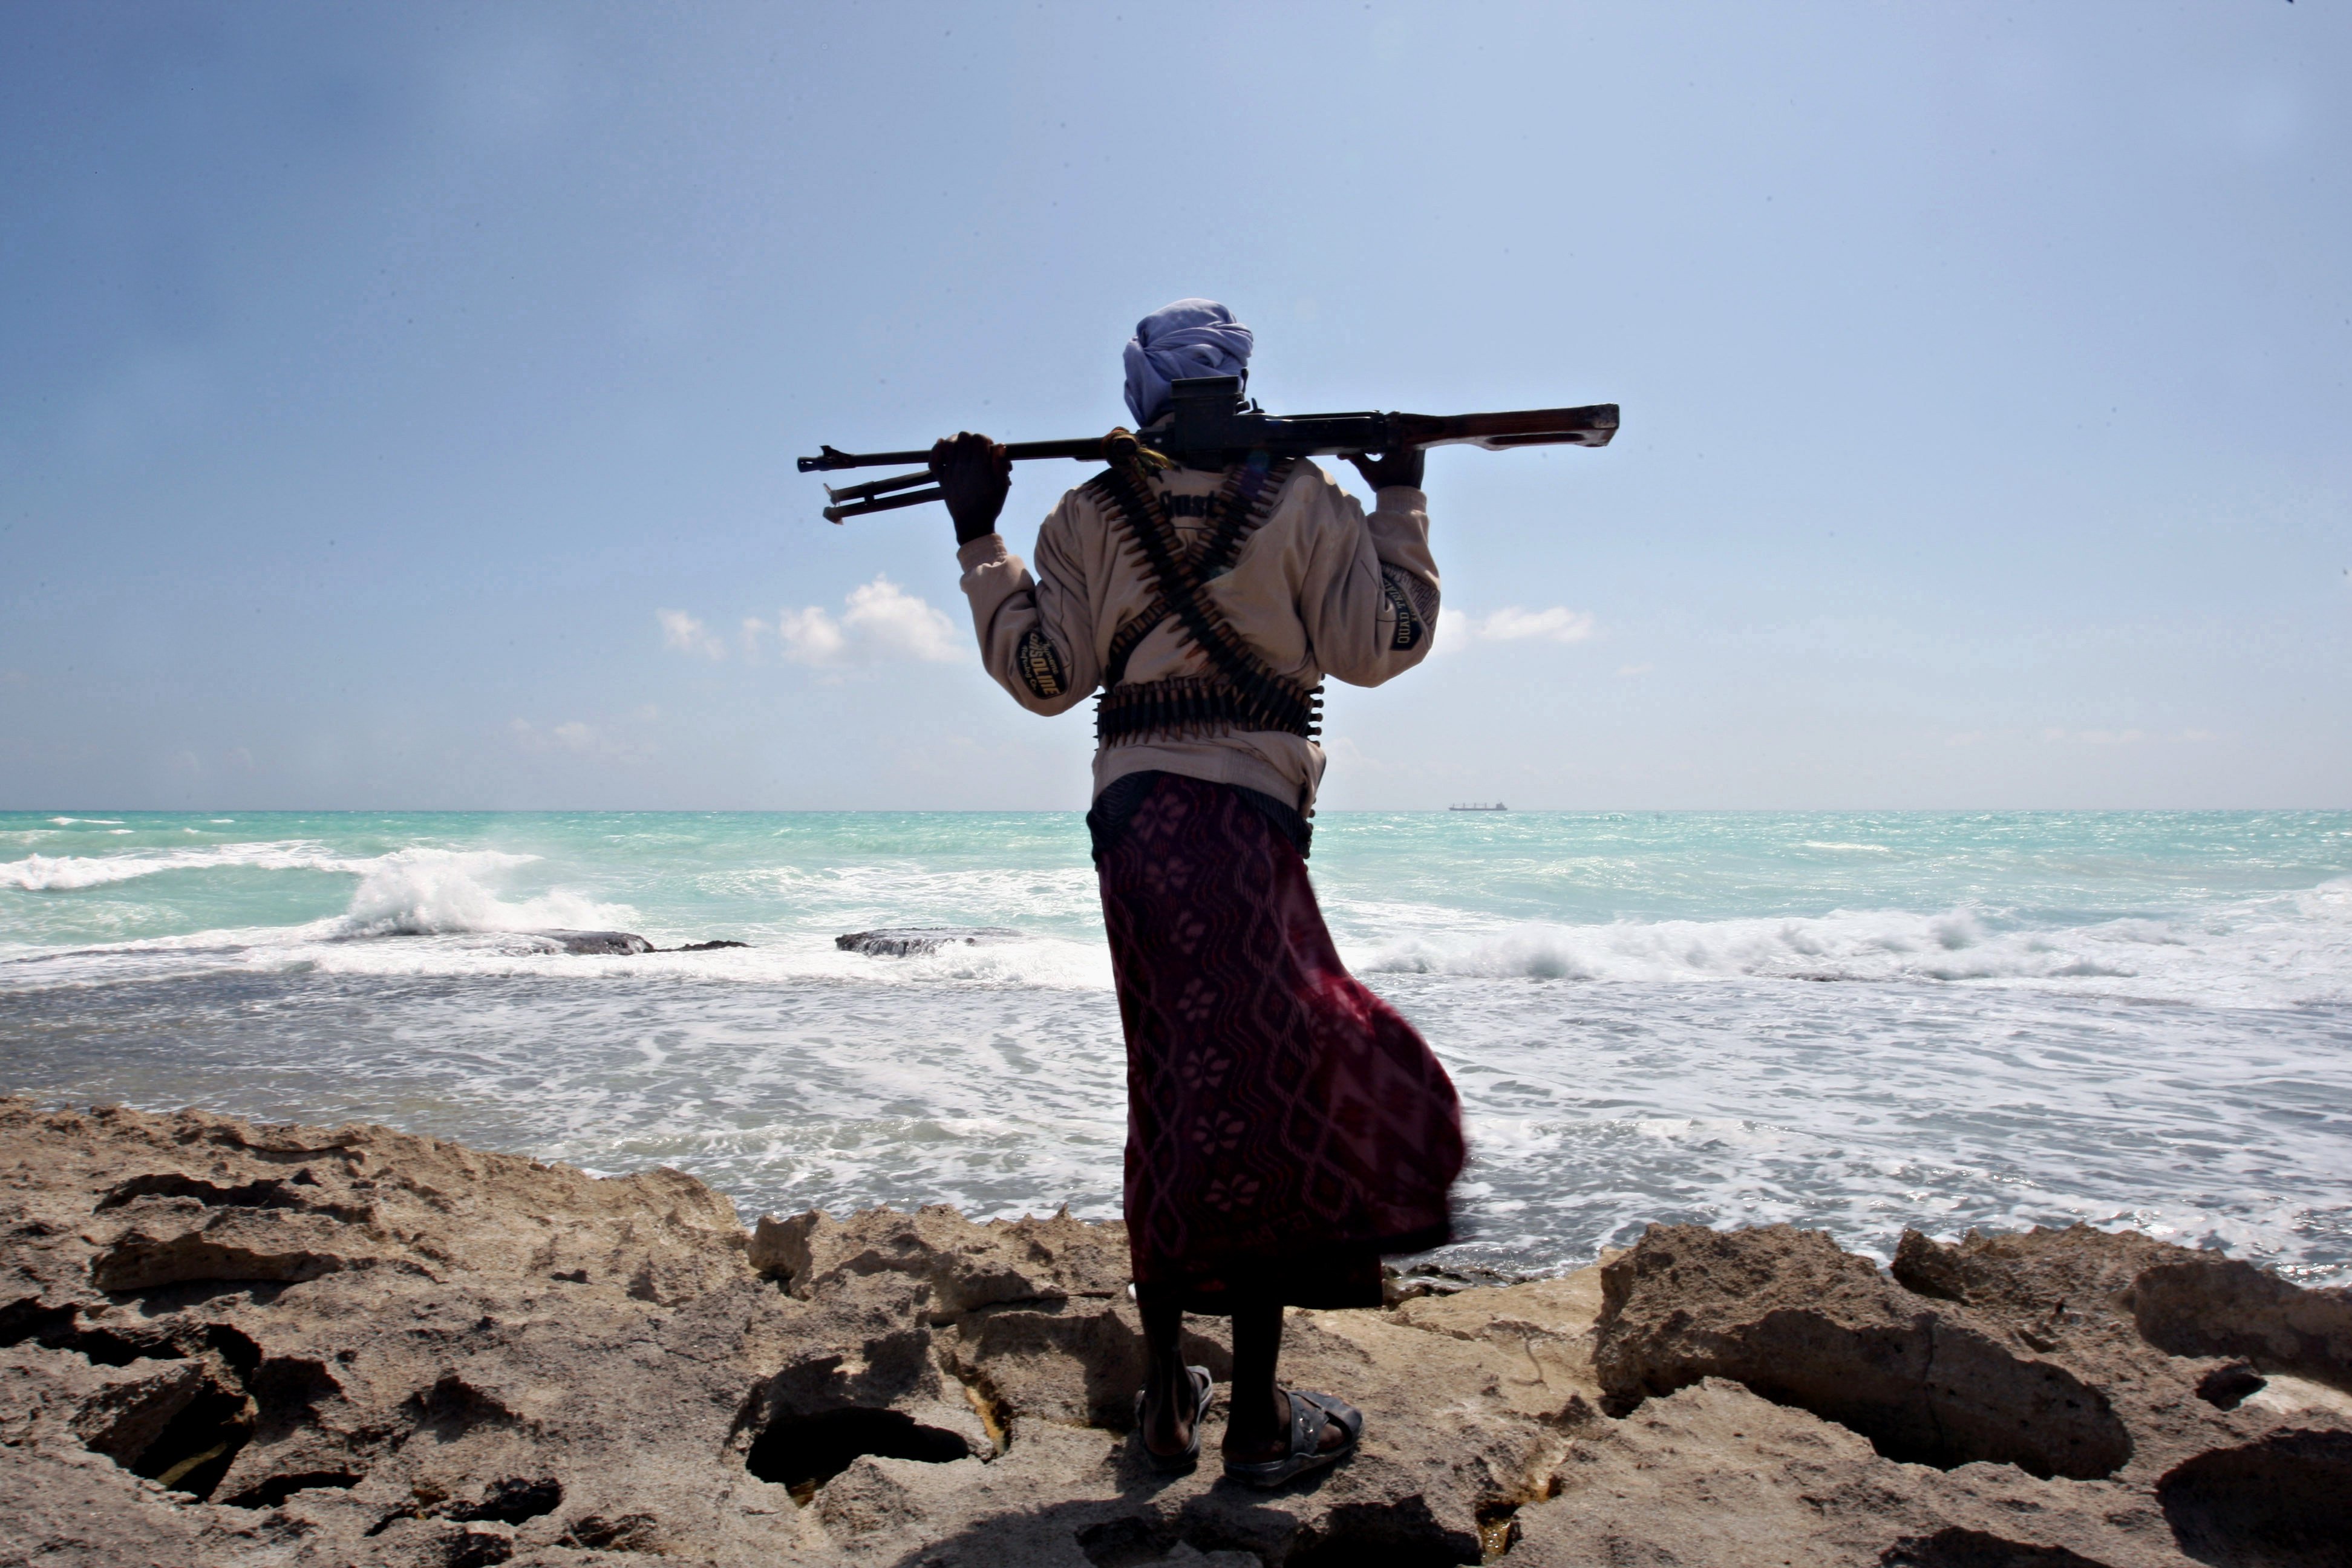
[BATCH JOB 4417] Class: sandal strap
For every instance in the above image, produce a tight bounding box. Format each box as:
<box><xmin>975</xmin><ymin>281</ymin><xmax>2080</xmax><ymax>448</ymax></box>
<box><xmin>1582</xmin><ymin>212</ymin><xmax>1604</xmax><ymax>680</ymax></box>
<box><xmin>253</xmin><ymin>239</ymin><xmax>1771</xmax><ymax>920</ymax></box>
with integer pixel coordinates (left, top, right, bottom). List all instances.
<box><xmin>1135</xmin><ymin>1365</ymin><xmax>1214</xmax><ymax>1471</ymax></box>
<box><xmin>1290</xmin><ymin>1390</ymin><xmax>1364</xmax><ymax>1448</ymax></box>
<box><xmin>1140</xmin><ymin>1365</ymin><xmax>1212</xmax><ymax>1423</ymax></box>
<box><xmin>1223</xmin><ymin>1389</ymin><xmax>1364</xmax><ymax>1488</ymax></box>
<box><xmin>1288</xmin><ymin>1390</ymin><xmax>1320</xmax><ymax>1455</ymax></box>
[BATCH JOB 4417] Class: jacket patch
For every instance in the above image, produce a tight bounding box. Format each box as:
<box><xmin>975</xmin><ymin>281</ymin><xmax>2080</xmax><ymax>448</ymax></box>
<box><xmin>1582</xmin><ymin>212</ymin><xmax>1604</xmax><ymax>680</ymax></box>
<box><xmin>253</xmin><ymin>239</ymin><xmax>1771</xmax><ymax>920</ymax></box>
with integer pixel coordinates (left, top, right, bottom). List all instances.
<box><xmin>1382</xmin><ymin>567</ymin><xmax>1432</xmax><ymax>651</ymax></box>
<box><xmin>1015</xmin><ymin>628</ymin><xmax>1069</xmax><ymax>699</ymax></box>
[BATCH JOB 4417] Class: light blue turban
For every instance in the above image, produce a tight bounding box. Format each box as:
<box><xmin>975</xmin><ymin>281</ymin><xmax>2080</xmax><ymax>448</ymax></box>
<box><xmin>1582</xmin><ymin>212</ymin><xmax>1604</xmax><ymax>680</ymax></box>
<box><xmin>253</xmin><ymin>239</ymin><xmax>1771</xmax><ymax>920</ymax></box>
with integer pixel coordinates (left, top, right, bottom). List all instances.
<box><xmin>1123</xmin><ymin>299</ymin><xmax>1254</xmax><ymax>426</ymax></box>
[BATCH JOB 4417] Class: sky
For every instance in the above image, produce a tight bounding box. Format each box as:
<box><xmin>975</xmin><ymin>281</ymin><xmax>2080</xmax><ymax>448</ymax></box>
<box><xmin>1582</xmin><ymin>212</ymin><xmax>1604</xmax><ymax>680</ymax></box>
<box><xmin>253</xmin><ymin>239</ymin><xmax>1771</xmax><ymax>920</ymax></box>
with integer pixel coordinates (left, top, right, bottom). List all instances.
<box><xmin>1</xmin><ymin>1</ymin><xmax>2346</xmax><ymax>812</ymax></box>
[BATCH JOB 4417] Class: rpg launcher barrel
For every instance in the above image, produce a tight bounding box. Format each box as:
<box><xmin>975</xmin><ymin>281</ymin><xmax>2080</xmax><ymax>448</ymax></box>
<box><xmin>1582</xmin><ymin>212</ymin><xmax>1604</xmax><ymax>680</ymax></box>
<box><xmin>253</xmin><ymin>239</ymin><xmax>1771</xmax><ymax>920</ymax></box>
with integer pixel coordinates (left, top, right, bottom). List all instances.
<box><xmin>798</xmin><ymin>376</ymin><xmax>1618</xmax><ymax>522</ymax></box>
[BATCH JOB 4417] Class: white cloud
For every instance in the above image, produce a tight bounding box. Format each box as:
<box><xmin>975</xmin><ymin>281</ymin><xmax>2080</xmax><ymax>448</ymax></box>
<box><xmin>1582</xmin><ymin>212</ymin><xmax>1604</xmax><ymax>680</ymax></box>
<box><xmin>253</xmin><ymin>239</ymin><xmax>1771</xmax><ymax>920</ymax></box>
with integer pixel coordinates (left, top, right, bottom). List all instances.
<box><xmin>1442</xmin><ymin>606</ymin><xmax>1600</xmax><ymax>652</ymax></box>
<box><xmin>774</xmin><ymin>576</ymin><xmax>963</xmax><ymax>666</ymax></box>
<box><xmin>1470</xmin><ymin>606</ymin><xmax>1598</xmax><ymax>643</ymax></box>
<box><xmin>2040</xmin><ymin>727</ymin><xmax>2147</xmax><ymax>746</ymax></box>
<box><xmin>776</xmin><ymin>605</ymin><xmax>848</xmax><ymax>664</ymax></box>
<box><xmin>2037</xmin><ymin>727</ymin><xmax>2218</xmax><ymax>747</ymax></box>
<box><xmin>658</xmin><ymin>609</ymin><xmax>725</xmax><ymax>659</ymax></box>
<box><xmin>510</xmin><ymin>716</ymin><xmax>652</xmax><ymax>761</ymax></box>
<box><xmin>658</xmin><ymin>578</ymin><xmax>975</xmax><ymax>671</ymax></box>
<box><xmin>840</xmin><ymin>577</ymin><xmax>963</xmax><ymax>662</ymax></box>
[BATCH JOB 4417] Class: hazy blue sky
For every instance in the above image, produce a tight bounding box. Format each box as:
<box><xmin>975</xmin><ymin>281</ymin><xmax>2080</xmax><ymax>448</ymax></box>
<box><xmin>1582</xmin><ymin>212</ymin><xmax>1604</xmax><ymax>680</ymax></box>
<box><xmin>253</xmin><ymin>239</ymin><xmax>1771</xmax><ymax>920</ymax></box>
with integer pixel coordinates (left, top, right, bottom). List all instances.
<box><xmin>3</xmin><ymin>1</ymin><xmax>2345</xmax><ymax>810</ymax></box>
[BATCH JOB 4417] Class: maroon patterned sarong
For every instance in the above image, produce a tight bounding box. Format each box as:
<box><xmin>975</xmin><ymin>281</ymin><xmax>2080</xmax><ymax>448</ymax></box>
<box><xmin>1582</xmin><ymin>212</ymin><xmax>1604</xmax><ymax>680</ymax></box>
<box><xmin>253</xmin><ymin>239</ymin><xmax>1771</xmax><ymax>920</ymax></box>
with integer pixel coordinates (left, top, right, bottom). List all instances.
<box><xmin>1098</xmin><ymin>773</ymin><xmax>1464</xmax><ymax>1311</ymax></box>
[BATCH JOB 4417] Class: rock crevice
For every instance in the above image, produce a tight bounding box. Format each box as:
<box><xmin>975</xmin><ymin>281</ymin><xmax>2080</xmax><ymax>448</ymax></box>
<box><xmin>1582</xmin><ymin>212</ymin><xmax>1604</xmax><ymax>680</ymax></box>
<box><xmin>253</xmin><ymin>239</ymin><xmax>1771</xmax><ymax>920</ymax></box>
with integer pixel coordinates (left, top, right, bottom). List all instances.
<box><xmin>2</xmin><ymin>1097</ymin><xmax>2347</xmax><ymax>1567</ymax></box>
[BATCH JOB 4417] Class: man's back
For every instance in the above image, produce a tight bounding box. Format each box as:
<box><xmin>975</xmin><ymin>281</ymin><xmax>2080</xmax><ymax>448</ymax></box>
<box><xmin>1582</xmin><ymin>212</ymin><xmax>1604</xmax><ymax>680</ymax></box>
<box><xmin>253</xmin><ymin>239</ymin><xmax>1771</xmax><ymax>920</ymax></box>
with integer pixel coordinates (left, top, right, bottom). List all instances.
<box><xmin>957</xmin><ymin>457</ymin><xmax>1440</xmax><ymax>813</ymax></box>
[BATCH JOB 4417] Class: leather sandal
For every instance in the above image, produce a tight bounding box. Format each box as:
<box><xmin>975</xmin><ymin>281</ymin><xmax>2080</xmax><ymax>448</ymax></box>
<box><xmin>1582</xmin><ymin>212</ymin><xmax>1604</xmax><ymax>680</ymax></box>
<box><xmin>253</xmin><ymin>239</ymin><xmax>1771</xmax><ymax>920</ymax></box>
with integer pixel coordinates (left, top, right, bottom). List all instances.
<box><xmin>1133</xmin><ymin>1364</ymin><xmax>1215</xmax><ymax>1473</ymax></box>
<box><xmin>1221</xmin><ymin>1389</ymin><xmax>1362</xmax><ymax>1489</ymax></box>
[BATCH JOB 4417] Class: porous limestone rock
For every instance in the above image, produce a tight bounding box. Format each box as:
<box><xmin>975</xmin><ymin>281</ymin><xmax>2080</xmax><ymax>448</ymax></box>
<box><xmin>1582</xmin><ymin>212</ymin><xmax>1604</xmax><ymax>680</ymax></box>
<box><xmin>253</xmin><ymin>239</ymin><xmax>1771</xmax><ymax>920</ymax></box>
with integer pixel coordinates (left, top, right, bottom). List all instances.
<box><xmin>3</xmin><ymin>1096</ymin><xmax>2349</xmax><ymax>1567</ymax></box>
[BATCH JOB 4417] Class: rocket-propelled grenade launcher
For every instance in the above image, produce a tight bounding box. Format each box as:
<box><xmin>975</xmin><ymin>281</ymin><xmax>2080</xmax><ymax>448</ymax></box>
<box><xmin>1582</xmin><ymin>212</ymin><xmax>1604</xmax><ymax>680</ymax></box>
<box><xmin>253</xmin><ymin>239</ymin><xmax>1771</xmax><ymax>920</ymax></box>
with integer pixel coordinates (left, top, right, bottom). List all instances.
<box><xmin>798</xmin><ymin>376</ymin><xmax>1619</xmax><ymax>522</ymax></box>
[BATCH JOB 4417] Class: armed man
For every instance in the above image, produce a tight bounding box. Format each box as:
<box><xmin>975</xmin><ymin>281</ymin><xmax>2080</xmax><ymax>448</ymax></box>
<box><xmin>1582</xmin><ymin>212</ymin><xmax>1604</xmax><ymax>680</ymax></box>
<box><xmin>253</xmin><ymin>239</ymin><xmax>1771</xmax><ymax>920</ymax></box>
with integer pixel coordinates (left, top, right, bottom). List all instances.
<box><xmin>930</xmin><ymin>300</ymin><xmax>1466</xmax><ymax>1486</ymax></box>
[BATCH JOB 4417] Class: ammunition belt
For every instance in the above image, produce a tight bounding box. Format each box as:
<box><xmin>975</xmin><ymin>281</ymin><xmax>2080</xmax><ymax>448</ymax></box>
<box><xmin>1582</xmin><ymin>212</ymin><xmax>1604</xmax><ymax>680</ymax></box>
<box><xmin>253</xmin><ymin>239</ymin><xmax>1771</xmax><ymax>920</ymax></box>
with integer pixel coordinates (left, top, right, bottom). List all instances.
<box><xmin>1099</xmin><ymin>452</ymin><xmax>1293</xmax><ymax>687</ymax></box>
<box><xmin>1101</xmin><ymin>593</ymin><xmax>1168</xmax><ymax>691</ymax></box>
<box><xmin>1096</xmin><ymin>675</ymin><xmax>1323</xmax><ymax>745</ymax></box>
<box><xmin>1088</xmin><ymin>442</ymin><xmax>1320</xmax><ymax>745</ymax></box>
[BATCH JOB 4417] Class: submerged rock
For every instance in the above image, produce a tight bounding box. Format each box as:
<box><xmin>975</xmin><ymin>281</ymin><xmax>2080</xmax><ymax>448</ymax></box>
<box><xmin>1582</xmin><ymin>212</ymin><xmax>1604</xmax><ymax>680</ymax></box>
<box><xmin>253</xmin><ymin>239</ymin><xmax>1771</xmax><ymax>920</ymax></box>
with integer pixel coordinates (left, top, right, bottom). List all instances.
<box><xmin>533</xmin><ymin>929</ymin><xmax>656</xmax><ymax>955</ymax></box>
<box><xmin>835</xmin><ymin>927</ymin><xmax>1024</xmax><ymax>958</ymax></box>
<box><xmin>529</xmin><ymin>931</ymin><xmax>749</xmax><ymax>955</ymax></box>
<box><xmin>1</xmin><ymin>1097</ymin><xmax>2347</xmax><ymax>1566</ymax></box>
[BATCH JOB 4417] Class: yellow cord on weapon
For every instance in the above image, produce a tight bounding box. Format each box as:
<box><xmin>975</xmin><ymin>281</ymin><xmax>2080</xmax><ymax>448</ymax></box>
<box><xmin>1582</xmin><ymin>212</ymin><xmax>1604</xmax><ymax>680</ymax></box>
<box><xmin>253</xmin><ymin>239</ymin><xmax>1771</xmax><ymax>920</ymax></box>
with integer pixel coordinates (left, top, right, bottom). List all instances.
<box><xmin>1102</xmin><ymin>427</ymin><xmax>1177</xmax><ymax>475</ymax></box>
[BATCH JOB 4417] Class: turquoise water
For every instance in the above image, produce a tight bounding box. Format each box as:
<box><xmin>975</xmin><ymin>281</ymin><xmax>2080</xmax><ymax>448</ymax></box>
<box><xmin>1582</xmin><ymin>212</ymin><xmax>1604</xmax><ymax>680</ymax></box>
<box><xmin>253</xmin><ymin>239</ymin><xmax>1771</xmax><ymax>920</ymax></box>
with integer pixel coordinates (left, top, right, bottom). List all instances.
<box><xmin>5</xmin><ymin>809</ymin><xmax>2349</xmax><ymax>1281</ymax></box>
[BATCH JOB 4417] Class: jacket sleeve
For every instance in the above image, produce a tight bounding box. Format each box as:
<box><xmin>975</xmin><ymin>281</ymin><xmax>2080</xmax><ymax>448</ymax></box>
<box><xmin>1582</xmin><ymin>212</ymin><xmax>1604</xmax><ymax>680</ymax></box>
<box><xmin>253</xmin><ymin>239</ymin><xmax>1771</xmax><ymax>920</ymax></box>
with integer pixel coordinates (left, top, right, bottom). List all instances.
<box><xmin>955</xmin><ymin>493</ymin><xmax>1102</xmax><ymax>716</ymax></box>
<box><xmin>1295</xmin><ymin>473</ymin><xmax>1442</xmax><ymax>688</ymax></box>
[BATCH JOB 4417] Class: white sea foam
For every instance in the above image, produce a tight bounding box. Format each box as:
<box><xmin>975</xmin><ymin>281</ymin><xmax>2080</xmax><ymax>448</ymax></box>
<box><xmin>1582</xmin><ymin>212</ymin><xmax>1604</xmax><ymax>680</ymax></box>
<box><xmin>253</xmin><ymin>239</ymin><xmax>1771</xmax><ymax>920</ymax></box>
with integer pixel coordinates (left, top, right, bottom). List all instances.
<box><xmin>2304</xmin><ymin>877</ymin><xmax>2352</xmax><ymax>918</ymax></box>
<box><xmin>204</xmin><ymin>923</ymin><xmax>1108</xmax><ymax>990</ymax></box>
<box><xmin>729</xmin><ymin>861</ymin><xmax>1103</xmax><ymax>926</ymax></box>
<box><xmin>335</xmin><ymin>848</ymin><xmax>624</xmax><ymax>936</ymax></box>
<box><xmin>3</xmin><ymin>842</ymin><xmax>645</xmax><ymax>968</ymax></box>
<box><xmin>1353</xmin><ymin>897</ymin><xmax>2352</xmax><ymax>1006</ymax></box>
<box><xmin>2</xmin><ymin>843</ymin><xmax>371</xmax><ymax>891</ymax></box>
<box><xmin>5</xmin><ymin>810</ymin><xmax>2348</xmax><ymax>1286</ymax></box>
<box><xmin>2</xmin><ymin>843</ymin><xmax>633</xmax><ymax>941</ymax></box>
<box><xmin>13</xmin><ymin>854</ymin><xmax>2347</xmax><ymax>1008</ymax></box>
<box><xmin>1</xmin><ymin>840</ymin><xmax>1108</xmax><ymax>990</ymax></box>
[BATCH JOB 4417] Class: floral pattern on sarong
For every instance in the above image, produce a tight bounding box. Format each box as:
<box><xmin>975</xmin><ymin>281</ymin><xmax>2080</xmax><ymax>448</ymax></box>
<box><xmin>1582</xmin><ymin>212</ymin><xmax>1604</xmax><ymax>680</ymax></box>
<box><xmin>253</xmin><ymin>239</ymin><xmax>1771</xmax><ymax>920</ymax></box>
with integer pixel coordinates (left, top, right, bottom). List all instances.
<box><xmin>1099</xmin><ymin>773</ymin><xmax>1464</xmax><ymax>1307</ymax></box>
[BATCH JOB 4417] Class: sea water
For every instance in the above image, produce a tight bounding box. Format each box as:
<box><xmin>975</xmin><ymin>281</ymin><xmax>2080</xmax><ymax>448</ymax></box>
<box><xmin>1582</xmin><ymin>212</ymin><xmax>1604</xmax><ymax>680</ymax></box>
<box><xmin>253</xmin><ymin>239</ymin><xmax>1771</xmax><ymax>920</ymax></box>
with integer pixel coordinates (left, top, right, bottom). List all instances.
<box><xmin>4</xmin><ymin>809</ymin><xmax>2348</xmax><ymax>1284</ymax></box>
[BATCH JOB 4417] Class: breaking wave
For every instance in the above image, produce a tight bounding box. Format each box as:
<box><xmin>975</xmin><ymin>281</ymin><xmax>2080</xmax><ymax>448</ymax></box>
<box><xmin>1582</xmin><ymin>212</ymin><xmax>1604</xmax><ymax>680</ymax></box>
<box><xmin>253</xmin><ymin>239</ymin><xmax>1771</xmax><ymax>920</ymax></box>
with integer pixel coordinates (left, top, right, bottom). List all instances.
<box><xmin>3</xmin><ymin>843</ymin><xmax>370</xmax><ymax>891</ymax></box>
<box><xmin>5</xmin><ymin>810</ymin><xmax>2348</xmax><ymax>1286</ymax></box>
<box><xmin>335</xmin><ymin>848</ymin><xmax>632</xmax><ymax>937</ymax></box>
<box><xmin>3</xmin><ymin>841</ymin><xmax>633</xmax><ymax>943</ymax></box>
<box><xmin>1354</xmin><ymin>888</ymin><xmax>2352</xmax><ymax>1007</ymax></box>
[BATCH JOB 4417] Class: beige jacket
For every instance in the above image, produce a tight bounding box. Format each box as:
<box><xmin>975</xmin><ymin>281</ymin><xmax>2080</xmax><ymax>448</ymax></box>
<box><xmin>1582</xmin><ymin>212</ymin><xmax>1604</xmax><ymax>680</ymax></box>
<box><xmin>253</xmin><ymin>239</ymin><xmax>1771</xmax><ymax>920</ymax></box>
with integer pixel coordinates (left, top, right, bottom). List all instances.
<box><xmin>956</xmin><ymin>460</ymin><xmax>1439</xmax><ymax>814</ymax></box>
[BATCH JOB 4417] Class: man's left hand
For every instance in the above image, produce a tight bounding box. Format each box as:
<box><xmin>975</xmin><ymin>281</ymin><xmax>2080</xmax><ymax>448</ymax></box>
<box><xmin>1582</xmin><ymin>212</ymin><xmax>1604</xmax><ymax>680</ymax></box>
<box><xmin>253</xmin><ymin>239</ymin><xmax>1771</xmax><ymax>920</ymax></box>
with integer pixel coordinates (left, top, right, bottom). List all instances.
<box><xmin>932</xmin><ymin>432</ymin><xmax>1013</xmax><ymax>545</ymax></box>
<box><xmin>1347</xmin><ymin>446</ymin><xmax>1426</xmax><ymax>492</ymax></box>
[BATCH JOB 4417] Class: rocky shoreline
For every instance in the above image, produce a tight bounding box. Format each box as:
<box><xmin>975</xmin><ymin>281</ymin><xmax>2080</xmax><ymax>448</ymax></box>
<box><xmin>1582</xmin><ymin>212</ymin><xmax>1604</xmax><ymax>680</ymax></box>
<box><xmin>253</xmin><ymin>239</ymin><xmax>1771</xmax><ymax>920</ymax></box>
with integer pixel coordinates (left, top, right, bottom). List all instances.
<box><xmin>2</xmin><ymin>1098</ymin><xmax>2347</xmax><ymax>1567</ymax></box>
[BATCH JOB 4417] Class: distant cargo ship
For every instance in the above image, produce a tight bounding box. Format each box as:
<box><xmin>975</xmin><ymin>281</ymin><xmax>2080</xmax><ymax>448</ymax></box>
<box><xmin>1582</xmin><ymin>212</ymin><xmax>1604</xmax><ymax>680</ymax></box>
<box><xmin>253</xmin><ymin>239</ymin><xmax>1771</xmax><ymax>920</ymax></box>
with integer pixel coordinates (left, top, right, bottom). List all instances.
<box><xmin>1448</xmin><ymin>802</ymin><xmax>1508</xmax><ymax>811</ymax></box>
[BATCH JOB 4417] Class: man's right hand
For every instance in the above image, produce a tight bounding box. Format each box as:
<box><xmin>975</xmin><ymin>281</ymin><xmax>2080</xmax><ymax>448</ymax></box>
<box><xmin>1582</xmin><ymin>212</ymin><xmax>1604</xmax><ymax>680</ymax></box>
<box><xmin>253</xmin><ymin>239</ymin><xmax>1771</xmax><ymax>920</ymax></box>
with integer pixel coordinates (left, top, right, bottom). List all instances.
<box><xmin>932</xmin><ymin>432</ymin><xmax>1012</xmax><ymax>545</ymax></box>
